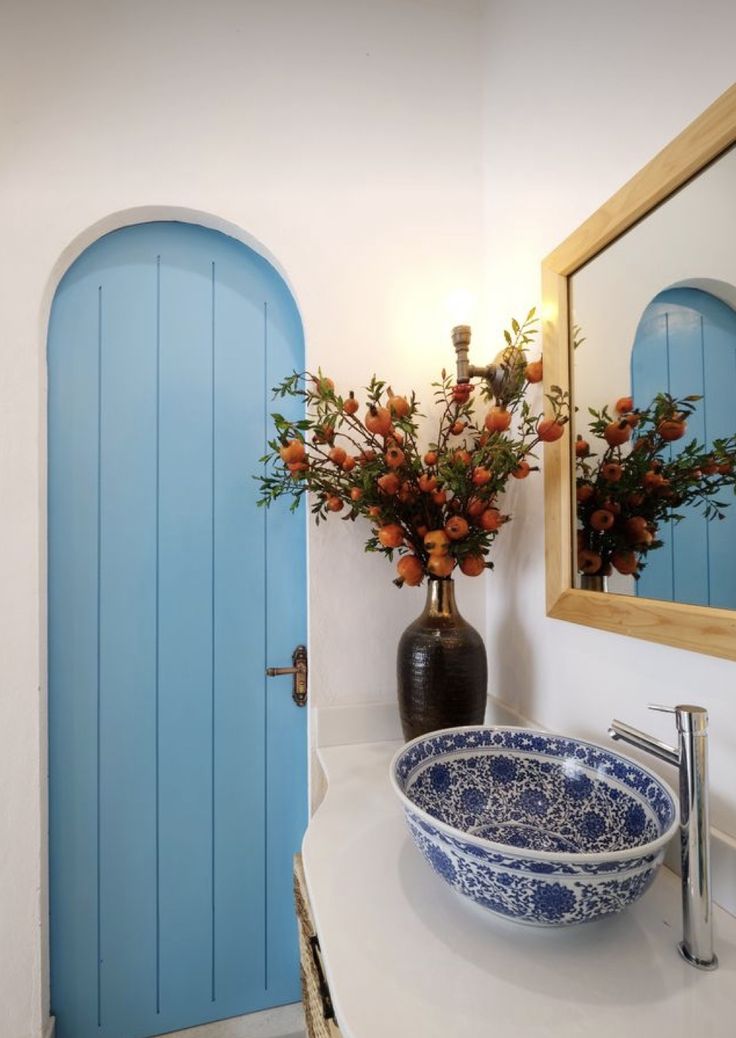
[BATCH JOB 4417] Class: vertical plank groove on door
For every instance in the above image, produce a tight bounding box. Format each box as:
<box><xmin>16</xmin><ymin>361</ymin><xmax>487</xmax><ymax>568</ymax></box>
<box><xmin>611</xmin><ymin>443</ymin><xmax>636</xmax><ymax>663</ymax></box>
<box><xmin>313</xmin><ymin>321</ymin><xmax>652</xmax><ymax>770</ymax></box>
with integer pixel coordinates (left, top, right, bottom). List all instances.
<box><xmin>699</xmin><ymin>315</ymin><xmax>712</xmax><ymax>606</ymax></box>
<box><xmin>665</xmin><ymin>312</ymin><xmax>676</xmax><ymax>602</ymax></box>
<box><xmin>96</xmin><ymin>284</ymin><xmax>103</xmax><ymax>1031</ymax></box>
<box><xmin>211</xmin><ymin>260</ymin><xmax>217</xmax><ymax>1004</ymax></box>
<box><xmin>263</xmin><ymin>299</ymin><xmax>269</xmax><ymax>992</ymax></box>
<box><xmin>155</xmin><ymin>254</ymin><xmax>162</xmax><ymax>1016</ymax></box>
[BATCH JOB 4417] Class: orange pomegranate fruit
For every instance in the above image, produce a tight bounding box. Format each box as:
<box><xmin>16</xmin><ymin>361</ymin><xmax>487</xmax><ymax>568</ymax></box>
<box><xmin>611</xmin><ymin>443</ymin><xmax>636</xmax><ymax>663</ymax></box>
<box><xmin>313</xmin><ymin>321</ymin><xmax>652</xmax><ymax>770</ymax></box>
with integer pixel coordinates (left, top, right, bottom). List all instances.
<box><xmin>385</xmin><ymin>445</ymin><xmax>406</xmax><ymax>468</ymax></box>
<box><xmin>460</xmin><ymin>554</ymin><xmax>486</xmax><ymax>577</ymax></box>
<box><xmin>479</xmin><ymin>508</ymin><xmax>503</xmax><ymax>532</ymax></box>
<box><xmin>578</xmin><ymin>549</ymin><xmax>602</xmax><ymax>575</ymax></box>
<box><xmin>396</xmin><ymin>555</ymin><xmax>424</xmax><ymax>586</ymax></box>
<box><xmin>600</xmin><ymin>461</ymin><xmax>623</xmax><ymax>482</ymax></box>
<box><xmin>612</xmin><ymin>550</ymin><xmax>638</xmax><ymax>575</ymax></box>
<box><xmin>537</xmin><ymin>417</ymin><xmax>565</xmax><ymax>442</ymax></box>
<box><xmin>658</xmin><ymin>417</ymin><xmax>687</xmax><ymax>442</ymax></box>
<box><xmin>364</xmin><ymin>405</ymin><xmax>393</xmax><ymax>437</ymax></box>
<box><xmin>590</xmin><ymin>509</ymin><xmax>615</xmax><ymax>532</ymax></box>
<box><xmin>604</xmin><ymin>420</ymin><xmax>632</xmax><ymax>447</ymax></box>
<box><xmin>280</xmin><ymin>439</ymin><xmax>306</xmax><ymax>464</ymax></box>
<box><xmin>424</xmin><ymin>529</ymin><xmax>450</xmax><ymax>555</ymax></box>
<box><xmin>485</xmin><ymin>407</ymin><xmax>512</xmax><ymax>433</ymax></box>
<box><xmin>525</xmin><ymin>359</ymin><xmax>543</xmax><ymax>384</ymax></box>
<box><xmin>445</xmin><ymin>516</ymin><xmax>469</xmax><ymax>541</ymax></box>
<box><xmin>467</xmin><ymin>497</ymin><xmax>485</xmax><ymax>518</ymax></box>
<box><xmin>342</xmin><ymin>391</ymin><xmax>359</xmax><ymax>415</ymax></box>
<box><xmin>458</xmin><ymin>552</ymin><xmax>481</xmax><ymax>577</ymax></box>
<box><xmin>387</xmin><ymin>393</ymin><xmax>410</xmax><ymax>419</ymax></box>
<box><xmin>427</xmin><ymin>553</ymin><xmax>456</xmax><ymax>578</ymax></box>
<box><xmin>377</xmin><ymin>524</ymin><xmax>404</xmax><ymax>548</ymax></box>
<box><xmin>377</xmin><ymin>472</ymin><xmax>401</xmax><ymax>495</ymax></box>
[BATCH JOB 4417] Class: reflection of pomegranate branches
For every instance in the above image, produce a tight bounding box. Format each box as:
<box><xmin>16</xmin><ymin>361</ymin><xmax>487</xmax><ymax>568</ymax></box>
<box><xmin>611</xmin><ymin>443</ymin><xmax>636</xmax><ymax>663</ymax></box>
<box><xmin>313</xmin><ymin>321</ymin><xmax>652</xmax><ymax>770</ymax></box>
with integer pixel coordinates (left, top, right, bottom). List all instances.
<box><xmin>257</xmin><ymin>311</ymin><xmax>569</xmax><ymax>587</ymax></box>
<box><xmin>575</xmin><ymin>393</ymin><xmax>736</xmax><ymax>579</ymax></box>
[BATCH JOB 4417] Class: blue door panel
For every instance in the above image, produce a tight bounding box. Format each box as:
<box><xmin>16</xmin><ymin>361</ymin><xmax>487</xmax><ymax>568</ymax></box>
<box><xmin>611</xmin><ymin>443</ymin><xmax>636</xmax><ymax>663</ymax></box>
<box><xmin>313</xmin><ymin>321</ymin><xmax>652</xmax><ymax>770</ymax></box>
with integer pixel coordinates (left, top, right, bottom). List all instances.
<box><xmin>49</xmin><ymin>222</ymin><xmax>306</xmax><ymax>1038</ymax></box>
<box><xmin>666</xmin><ymin>305</ymin><xmax>708</xmax><ymax>606</ymax></box>
<box><xmin>98</xmin><ymin>254</ymin><xmax>159</xmax><ymax>1031</ymax></box>
<box><xmin>48</xmin><ymin>277</ymin><xmax>103</xmax><ymax>1038</ymax></box>
<box><xmin>631</xmin><ymin>287</ymin><xmax>736</xmax><ymax>609</ymax></box>
<box><xmin>702</xmin><ymin>319</ymin><xmax>736</xmax><ymax>608</ymax></box>
<box><xmin>212</xmin><ymin>248</ymin><xmax>268</xmax><ymax>1008</ymax></box>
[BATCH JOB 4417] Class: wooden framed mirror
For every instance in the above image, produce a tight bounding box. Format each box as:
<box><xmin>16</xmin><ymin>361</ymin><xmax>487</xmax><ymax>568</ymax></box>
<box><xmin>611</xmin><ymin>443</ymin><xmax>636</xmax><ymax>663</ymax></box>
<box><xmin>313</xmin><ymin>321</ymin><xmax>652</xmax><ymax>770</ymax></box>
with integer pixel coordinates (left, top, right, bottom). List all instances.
<box><xmin>543</xmin><ymin>83</ymin><xmax>736</xmax><ymax>660</ymax></box>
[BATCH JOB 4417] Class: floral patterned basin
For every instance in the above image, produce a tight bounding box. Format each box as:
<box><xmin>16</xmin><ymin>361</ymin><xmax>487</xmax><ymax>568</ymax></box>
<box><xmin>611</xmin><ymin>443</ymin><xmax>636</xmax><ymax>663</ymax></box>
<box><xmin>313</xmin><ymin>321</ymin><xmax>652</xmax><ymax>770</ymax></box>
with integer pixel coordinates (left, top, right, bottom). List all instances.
<box><xmin>390</xmin><ymin>726</ymin><xmax>678</xmax><ymax>926</ymax></box>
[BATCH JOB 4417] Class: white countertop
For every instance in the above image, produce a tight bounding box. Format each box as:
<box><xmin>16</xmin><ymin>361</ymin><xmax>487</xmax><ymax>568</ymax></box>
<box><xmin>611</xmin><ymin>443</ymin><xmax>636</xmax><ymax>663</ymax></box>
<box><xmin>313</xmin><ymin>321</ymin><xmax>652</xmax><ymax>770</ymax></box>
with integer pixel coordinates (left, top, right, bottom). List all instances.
<box><xmin>302</xmin><ymin>739</ymin><xmax>736</xmax><ymax>1038</ymax></box>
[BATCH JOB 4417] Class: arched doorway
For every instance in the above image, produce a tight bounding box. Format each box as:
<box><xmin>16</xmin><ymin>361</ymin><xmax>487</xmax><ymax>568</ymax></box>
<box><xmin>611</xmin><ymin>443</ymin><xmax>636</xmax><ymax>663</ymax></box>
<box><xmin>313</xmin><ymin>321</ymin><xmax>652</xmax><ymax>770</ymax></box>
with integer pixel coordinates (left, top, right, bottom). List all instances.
<box><xmin>631</xmin><ymin>286</ymin><xmax>736</xmax><ymax>607</ymax></box>
<box><xmin>48</xmin><ymin>221</ymin><xmax>307</xmax><ymax>1038</ymax></box>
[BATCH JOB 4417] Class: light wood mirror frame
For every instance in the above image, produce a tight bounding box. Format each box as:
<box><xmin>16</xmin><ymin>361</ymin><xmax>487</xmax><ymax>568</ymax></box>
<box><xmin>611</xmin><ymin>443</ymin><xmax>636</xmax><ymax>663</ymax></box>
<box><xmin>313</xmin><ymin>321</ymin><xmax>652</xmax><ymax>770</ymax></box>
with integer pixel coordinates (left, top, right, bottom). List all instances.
<box><xmin>542</xmin><ymin>83</ymin><xmax>736</xmax><ymax>661</ymax></box>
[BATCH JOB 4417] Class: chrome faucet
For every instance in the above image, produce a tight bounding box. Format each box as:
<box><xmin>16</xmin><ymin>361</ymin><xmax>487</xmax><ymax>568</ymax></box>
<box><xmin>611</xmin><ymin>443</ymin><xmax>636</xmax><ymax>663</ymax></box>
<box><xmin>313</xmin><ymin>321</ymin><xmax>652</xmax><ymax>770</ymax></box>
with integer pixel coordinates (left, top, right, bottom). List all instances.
<box><xmin>609</xmin><ymin>704</ymin><xmax>717</xmax><ymax>970</ymax></box>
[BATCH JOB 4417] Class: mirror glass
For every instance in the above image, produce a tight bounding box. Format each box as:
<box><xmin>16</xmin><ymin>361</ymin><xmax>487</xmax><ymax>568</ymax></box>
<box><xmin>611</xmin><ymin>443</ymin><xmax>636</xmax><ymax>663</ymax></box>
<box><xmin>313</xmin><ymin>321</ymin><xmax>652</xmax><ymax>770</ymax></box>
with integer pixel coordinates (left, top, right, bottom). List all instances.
<box><xmin>570</xmin><ymin>144</ymin><xmax>736</xmax><ymax>607</ymax></box>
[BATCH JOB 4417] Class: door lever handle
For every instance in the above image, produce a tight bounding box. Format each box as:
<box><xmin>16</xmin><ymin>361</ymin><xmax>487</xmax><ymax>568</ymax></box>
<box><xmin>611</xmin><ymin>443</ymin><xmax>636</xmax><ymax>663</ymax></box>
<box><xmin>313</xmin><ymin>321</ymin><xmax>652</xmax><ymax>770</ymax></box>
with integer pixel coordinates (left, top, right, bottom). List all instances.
<box><xmin>266</xmin><ymin>645</ymin><xmax>308</xmax><ymax>707</ymax></box>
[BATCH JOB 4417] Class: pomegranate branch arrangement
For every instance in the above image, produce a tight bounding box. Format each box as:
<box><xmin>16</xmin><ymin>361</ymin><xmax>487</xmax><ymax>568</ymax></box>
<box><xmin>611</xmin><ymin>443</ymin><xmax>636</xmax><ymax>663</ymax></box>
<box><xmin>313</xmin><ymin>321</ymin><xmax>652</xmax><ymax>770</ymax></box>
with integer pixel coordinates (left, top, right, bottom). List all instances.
<box><xmin>575</xmin><ymin>393</ymin><xmax>736</xmax><ymax>580</ymax></box>
<box><xmin>257</xmin><ymin>310</ymin><xmax>568</xmax><ymax>585</ymax></box>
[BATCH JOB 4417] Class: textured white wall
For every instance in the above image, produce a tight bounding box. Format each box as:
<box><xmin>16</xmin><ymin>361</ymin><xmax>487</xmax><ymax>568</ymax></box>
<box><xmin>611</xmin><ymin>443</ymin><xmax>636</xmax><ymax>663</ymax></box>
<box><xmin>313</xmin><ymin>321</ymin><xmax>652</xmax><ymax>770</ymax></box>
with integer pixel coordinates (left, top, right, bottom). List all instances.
<box><xmin>480</xmin><ymin>0</ymin><xmax>736</xmax><ymax>858</ymax></box>
<box><xmin>0</xmin><ymin>2</ymin><xmax>484</xmax><ymax>1035</ymax></box>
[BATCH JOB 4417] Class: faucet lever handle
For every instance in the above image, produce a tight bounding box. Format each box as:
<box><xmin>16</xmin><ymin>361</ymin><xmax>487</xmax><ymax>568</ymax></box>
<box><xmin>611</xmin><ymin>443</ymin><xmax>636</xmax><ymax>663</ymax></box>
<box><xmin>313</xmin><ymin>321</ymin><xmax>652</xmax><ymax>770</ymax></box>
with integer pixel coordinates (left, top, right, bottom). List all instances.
<box><xmin>649</xmin><ymin>703</ymin><xmax>709</xmax><ymax>733</ymax></box>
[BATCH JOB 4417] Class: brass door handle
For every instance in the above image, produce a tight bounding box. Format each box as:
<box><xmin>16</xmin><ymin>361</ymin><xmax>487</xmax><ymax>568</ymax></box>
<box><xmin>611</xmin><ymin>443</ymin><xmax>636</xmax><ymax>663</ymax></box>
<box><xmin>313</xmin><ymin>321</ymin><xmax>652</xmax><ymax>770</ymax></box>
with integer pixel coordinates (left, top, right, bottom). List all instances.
<box><xmin>266</xmin><ymin>644</ymin><xmax>308</xmax><ymax>707</ymax></box>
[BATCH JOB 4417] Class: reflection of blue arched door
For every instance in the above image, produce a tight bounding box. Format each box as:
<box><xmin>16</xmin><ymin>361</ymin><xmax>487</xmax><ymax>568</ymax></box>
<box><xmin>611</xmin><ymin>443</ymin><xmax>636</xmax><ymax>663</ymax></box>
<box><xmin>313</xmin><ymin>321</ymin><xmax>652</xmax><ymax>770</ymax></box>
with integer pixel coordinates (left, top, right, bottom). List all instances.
<box><xmin>49</xmin><ymin>222</ymin><xmax>307</xmax><ymax>1038</ymax></box>
<box><xmin>631</xmin><ymin>287</ymin><xmax>736</xmax><ymax>608</ymax></box>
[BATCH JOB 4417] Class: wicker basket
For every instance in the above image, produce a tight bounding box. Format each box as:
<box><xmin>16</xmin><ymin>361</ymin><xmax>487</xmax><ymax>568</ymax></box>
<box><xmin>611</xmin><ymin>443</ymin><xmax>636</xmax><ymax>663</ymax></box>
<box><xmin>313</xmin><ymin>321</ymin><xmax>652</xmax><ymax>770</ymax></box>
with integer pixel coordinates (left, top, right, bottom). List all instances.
<box><xmin>294</xmin><ymin>855</ymin><xmax>342</xmax><ymax>1038</ymax></box>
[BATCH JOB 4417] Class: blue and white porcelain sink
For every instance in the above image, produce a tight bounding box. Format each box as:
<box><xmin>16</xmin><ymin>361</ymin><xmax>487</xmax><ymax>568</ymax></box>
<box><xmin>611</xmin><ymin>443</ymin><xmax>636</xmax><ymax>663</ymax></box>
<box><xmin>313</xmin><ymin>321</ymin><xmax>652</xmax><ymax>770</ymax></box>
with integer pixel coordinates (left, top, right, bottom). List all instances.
<box><xmin>391</xmin><ymin>726</ymin><xmax>678</xmax><ymax>926</ymax></box>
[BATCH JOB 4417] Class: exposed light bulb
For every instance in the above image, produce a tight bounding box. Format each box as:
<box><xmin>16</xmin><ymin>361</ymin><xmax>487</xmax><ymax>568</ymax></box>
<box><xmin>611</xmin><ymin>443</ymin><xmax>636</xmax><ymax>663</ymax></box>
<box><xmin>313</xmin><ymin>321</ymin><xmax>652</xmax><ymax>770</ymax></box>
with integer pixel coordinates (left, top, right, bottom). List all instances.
<box><xmin>445</xmin><ymin>289</ymin><xmax>476</xmax><ymax>329</ymax></box>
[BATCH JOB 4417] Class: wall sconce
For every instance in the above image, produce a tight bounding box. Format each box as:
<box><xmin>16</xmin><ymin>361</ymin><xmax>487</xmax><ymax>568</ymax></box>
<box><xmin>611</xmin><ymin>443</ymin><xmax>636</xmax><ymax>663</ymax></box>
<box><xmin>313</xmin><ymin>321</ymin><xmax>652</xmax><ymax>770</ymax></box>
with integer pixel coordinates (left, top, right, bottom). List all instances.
<box><xmin>451</xmin><ymin>324</ymin><xmax>526</xmax><ymax>405</ymax></box>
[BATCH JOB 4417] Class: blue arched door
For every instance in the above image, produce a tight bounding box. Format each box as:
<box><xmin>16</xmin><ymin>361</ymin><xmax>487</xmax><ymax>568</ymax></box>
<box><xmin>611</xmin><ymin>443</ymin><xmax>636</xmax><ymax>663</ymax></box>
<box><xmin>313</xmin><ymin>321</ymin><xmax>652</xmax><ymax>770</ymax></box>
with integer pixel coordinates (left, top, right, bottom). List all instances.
<box><xmin>631</xmin><ymin>286</ymin><xmax>736</xmax><ymax>608</ymax></box>
<box><xmin>48</xmin><ymin>222</ymin><xmax>307</xmax><ymax>1038</ymax></box>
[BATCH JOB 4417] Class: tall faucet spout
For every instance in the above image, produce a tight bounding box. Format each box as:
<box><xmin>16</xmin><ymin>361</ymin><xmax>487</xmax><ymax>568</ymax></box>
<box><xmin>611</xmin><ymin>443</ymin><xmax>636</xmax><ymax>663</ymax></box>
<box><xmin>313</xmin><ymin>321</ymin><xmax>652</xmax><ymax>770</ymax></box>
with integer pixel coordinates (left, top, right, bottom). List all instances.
<box><xmin>609</xmin><ymin>704</ymin><xmax>717</xmax><ymax>970</ymax></box>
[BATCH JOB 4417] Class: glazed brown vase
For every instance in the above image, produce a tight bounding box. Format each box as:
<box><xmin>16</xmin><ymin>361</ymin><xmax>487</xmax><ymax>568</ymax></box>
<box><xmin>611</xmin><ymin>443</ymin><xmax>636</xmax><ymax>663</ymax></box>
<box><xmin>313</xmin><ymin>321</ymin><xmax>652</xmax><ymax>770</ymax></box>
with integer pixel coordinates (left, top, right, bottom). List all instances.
<box><xmin>397</xmin><ymin>576</ymin><xmax>487</xmax><ymax>741</ymax></box>
<box><xmin>579</xmin><ymin>573</ymin><xmax>609</xmax><ymax>592</ymax></box>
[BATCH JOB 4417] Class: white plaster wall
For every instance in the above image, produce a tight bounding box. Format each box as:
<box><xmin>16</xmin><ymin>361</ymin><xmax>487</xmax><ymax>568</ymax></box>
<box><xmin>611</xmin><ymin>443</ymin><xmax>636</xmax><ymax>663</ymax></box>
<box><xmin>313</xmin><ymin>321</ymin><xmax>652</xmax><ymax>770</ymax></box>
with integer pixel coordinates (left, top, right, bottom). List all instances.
<box><xmin>480</xmin><ymin>0</ymin><xmax>736</xmax><ymax>874</ymax></box>
<box><xmin>573</xmin><ymin>145</ymin><xmax>736</xmax><ymax>431</ymax></box>
<box><xmin>0</xmin><ymin>2</ymin><xmax>485</xmax><ymax>1035</ymax></box>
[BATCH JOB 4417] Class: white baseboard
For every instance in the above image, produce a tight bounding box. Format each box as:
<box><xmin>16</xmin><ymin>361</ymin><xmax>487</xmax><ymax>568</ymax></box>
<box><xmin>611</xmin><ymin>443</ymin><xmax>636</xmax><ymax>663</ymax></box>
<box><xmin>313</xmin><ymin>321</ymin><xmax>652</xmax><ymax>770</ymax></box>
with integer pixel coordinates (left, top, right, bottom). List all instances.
<box><xmin>43</xmin><ymin>1018</ymin><xmax>55</xmax><ymax>1038</ymax></box>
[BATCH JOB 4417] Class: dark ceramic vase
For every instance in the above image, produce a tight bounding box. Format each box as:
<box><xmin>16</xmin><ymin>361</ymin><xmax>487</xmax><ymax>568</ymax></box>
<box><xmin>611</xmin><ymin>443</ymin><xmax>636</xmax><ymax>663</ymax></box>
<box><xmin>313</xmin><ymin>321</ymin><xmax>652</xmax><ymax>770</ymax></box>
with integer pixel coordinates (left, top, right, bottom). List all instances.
<box><xmin>397</xmin><ymin>576</ymin><xmax>487</xmax><ymax>741</ymax></box>
<box><xmin>579</xmin><ymin>573</ymin><xmax>609</xmax><ymax>592</ymax></box>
